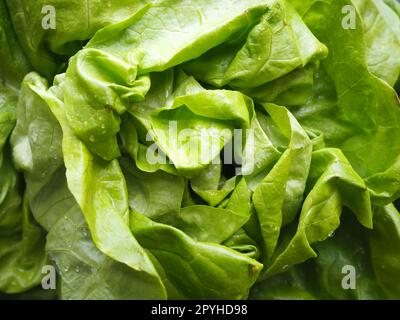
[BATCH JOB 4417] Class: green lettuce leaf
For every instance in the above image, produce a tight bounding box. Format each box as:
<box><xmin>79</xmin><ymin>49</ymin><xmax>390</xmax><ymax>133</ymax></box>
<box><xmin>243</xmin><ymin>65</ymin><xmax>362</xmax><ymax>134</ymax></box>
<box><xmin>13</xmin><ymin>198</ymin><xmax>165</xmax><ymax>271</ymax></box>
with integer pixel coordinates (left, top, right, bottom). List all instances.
<box><xmin>0</xmin><ymin>76</ymin><xmax>46</xmax><ymax>294</ymax></box>
<box><xmin>369</xmin><ymin>204</ymin><xmax>400</xmax><ymax>298</ymax></box>
<box><xmin>253</xmin><ymin>103</ymin><xmax>312</xmax><ymax>264</ymax></box>
<box><xmin>24</xmin><ymin>72</ymin><xmax>167</xmax><ymax>299</ymax></box>
<box><xmin>62</xmin><ymin>0</ymin><xmax>271</xmax><ymax>160</ymax></box>
<box><xmin>263</xmin><ymin>148</ymin><xmax>372</xmax><ymax>278</ymax></box>
<box><xmin>5</xmin><ymin>0</ymin><xmax>148</xmax><ymax>77</ymax></box>
<box><xmin>183</xmin><ymin>0</ymin><xmax>327</xmax><ymax>88</ymax></box>
<box><xmin>290</xmin><ymin>0</ymin><xmax>400</xmax><ymax>205</ymax></box>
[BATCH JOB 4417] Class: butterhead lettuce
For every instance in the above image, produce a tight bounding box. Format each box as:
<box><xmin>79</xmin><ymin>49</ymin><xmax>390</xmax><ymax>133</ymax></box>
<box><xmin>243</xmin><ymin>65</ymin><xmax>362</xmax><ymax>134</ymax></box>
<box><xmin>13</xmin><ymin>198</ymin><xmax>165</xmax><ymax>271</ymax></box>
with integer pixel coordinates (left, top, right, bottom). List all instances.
<box><xmin>0</xmin><ymin>0</ymin><xmax>399</xmax><ymax>300</ymax></box>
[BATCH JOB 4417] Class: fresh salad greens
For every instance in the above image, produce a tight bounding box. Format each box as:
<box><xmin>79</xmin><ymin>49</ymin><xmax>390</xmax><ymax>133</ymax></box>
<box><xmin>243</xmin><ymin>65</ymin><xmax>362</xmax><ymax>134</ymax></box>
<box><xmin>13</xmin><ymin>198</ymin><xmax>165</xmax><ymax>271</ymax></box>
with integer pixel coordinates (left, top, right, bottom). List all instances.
<box><xmin>0</xmin><ymin>0</ymin><xmax>400</xmax><ymax>300</ymax></box>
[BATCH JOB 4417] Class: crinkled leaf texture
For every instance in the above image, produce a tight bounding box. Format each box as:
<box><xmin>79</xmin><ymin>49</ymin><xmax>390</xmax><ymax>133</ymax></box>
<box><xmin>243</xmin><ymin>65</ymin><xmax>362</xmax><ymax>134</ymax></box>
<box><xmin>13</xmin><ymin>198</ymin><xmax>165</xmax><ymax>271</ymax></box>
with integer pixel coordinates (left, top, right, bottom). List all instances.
<box><xmin>1</xmin><ymin>0</ymin><xmax>400</xmax><ymax>300</ymax></box>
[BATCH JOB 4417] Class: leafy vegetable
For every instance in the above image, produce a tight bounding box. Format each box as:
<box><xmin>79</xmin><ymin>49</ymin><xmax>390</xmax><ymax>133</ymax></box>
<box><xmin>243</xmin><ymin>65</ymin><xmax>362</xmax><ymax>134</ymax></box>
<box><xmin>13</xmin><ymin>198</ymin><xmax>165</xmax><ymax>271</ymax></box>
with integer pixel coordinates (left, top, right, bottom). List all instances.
<box><xmin>1</xmin><ymin>0</ymin><xmax>399</xmax><ymax>300</ymax></box>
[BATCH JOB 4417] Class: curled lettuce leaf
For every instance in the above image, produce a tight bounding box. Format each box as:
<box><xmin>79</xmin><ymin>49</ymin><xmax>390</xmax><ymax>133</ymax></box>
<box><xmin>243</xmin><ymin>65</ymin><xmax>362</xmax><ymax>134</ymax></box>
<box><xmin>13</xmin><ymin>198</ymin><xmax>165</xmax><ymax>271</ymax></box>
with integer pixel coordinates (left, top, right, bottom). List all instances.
<box><xmin>130</xmin><ymin>211</ymin><xmax>262</xmax><ymax>299</ymax></box>
<box><xmin>291</xmin><ymin>0</ymin><xmax>400</xmax><ymax>205</ymax></box>
<box><xmin>0</xmin><ymin>77</ymin><xmax>46</xmax><ymax>294</ymax></box>
<box><xmin>0</xmin><ymin>0</ymin><xmax>30</xmax><ymax>88</ymax></box>
<box><xmin>1</xmin><ymin>0</ymin><xmax>399</xmax><ymax>301</ymax></box>
<box><xmin>23</xmin><ymin>72</ymin><xmax>167</xmax><ymax>298</ymax></box>
<box><xmin>369</xmin><ymin>204</ymin><xmax>400</xmax><ymax>298</ymax></box>
<box><xmin>353</xmin><ymin>0</ymin><xmax>400</xmax><ymax>86</ymax></box>
<box><xmin>63</xmin><ymin>0</ymin><xmax>270</xmax><ymax>160</ymax></box>
<box><xmin>253</xmin><ymin>103</ymin><xmax>312</xmax><ymax>264</ymax></box>
<box><xmin>5</xmin><ymin>0</ymin><xmax>149</xmax><ymax>77</ymax></box>
<box><xmin>263</xmin><ymin>148</ymin><xmax>372</xmax><ymax>278</ymax></box>
<box><xmin>184</xmin><ymin>0</ymin><xmax>327</xmax><ymax>88</ymax></box>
